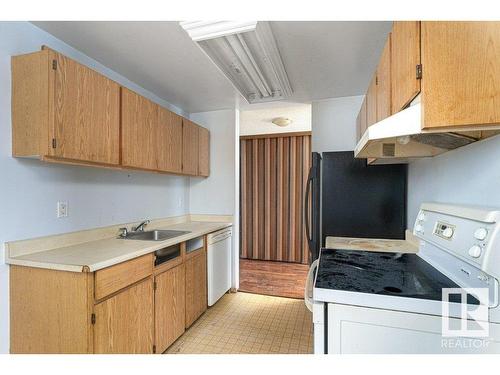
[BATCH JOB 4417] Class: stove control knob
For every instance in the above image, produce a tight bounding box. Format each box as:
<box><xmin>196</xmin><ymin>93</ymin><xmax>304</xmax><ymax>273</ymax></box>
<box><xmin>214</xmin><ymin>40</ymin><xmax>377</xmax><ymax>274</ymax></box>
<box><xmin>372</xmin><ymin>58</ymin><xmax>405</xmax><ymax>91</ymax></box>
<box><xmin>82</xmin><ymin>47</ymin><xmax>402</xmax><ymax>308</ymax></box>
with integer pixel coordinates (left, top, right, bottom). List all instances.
<box><xmin>442</xmin><ymin>227</ymin><xmax>454</xmax><ymax>238</ymax></box>
<box><xmin>418</xmin><ymin>212</ymin><xmax>426</xmax><ymax>221</ymax></box>
<box><xmin>415</xmin><ymin>224</ymin><xmax>424</xmax><ymax>233</ymax></box>
<box><xmin>474</xmin><ymin>228</ymin><xmax>488</xmax><ymax>241</ymax></box>
<box><xmin>468</xmin><ymin>245</ymin><xmax>482</xmax><ymax>258</ymax></box>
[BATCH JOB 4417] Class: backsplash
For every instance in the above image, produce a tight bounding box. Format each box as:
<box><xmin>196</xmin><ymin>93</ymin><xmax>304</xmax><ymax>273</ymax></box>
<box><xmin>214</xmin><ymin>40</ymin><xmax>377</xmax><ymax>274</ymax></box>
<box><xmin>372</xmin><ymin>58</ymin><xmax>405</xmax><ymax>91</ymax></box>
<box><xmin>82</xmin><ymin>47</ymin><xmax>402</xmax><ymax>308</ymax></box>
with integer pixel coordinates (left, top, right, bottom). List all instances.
<box><xmin>408</xmin><ymin>134</ymin><xmax>500</xmax><ymax>226</ymax></box>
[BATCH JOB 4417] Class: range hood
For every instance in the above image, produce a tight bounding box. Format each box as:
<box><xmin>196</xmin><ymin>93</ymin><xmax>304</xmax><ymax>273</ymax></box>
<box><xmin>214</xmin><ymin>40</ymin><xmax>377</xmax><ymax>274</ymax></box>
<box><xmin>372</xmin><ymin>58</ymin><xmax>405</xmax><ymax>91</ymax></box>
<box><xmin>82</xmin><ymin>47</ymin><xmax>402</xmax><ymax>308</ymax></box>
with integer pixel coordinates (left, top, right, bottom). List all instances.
<box><xmin>354</xmin><ymin>96</ymin><xmax>494</xmax><ymax>162</ymax></box>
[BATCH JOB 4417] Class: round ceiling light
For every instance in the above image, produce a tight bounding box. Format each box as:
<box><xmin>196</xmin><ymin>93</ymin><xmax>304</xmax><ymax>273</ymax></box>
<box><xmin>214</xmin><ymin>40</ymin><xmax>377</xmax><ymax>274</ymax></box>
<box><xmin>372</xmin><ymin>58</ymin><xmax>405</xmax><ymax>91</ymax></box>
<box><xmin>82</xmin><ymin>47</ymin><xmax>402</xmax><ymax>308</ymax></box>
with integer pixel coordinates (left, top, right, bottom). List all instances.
<box><xmin>271</xmin><ymin>117</ymin><xmax>292</xmax><ymax>127</ymax></box>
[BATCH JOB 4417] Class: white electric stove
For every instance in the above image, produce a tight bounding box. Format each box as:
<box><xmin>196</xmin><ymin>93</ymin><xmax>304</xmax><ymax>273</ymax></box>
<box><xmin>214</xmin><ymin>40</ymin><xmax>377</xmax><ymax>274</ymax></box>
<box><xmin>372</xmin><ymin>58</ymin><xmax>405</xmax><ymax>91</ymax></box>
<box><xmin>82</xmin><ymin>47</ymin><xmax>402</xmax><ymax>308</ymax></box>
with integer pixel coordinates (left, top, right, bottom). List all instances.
<box><xmin>305</xmin><ymin>203</ymin><xmax>500</xmax><ymax>354</ymax></box>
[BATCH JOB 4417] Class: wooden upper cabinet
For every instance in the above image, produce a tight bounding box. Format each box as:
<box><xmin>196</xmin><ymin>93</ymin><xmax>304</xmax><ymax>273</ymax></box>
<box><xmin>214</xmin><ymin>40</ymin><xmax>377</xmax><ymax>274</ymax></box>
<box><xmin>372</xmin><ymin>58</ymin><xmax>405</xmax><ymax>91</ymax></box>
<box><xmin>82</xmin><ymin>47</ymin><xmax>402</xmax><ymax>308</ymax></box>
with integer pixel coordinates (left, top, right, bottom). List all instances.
<box><xmin>158</xmin><ymin>109</ymin><xmax>183</xmax><ymax>173</ymax></box>
<box><xmin>121</xmin><ymin>88</ymin><xmax>158</xmax><ymax>170</ymax></box>
<box><xmin>12</xmin><ymin>47</ymin><xmax>210</xmax><ymax>176</ymax></box>
<box><xmin>155</xmin><ymin>264</ymin><xmax>185</xmax><ymax>353</ymax></box>
<box><xmin>12</xmin><ymin>47</ymin><xmax>120</xmax><ymax>164</ymax></box>
<box><xmin>421</xmin><ymin>21</ymin><xmax>500</xmax><ymax>129</ymax></box>
<box><xmin>391</xmin><ymin>21</ymin><xmax>421</xmax><ymax>113</ymax></box>
<box><xmin>376</xmin><ymin>33</ymin><xmax>392</xmax><ymax>121</ymax></box>
<box><xmin>356</xmin><ymin>98</ymin><xmax>367</xmax><ymax>141</ymax></box>
<box><xmin>198</xmin><ymin>126</ymin><xmax>210</xmax><ymax>177</ymax></box>
<box><xmin>182</xmin><ymin>119</ymin><xmax>199</xmax><ymax>176</ymax></box>
<box><xmin>366</xmin><ymin>74</ymin><xmax>378</xmax><ymax>127</ymax></box>
<box><xmin>356</xmin><ymin>107</ymin><xmax>362</xmax><ymax>142</ymax></box>
<box><xmin>51</xmin><ymin>51</ymin><xmax>120</xmax><ymax>164</ymax></box>
<box><xmin>94</xmin><ymin>278</ymin><xmax>154</xmax><ymax>354</ymax></box>
<box><xmin>121</xmin><ymin>89</ymin><xmax>183</xmax><ymax>173</ymax></box>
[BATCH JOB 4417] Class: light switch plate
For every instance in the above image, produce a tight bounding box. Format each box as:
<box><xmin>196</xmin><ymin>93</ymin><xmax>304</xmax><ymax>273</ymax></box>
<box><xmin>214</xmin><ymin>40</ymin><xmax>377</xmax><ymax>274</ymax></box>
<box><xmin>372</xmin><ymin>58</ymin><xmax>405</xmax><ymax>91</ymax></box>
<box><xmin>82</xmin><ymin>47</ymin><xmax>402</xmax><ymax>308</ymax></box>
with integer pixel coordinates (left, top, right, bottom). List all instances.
<box><xmin>57</xmin><ymin>201</ymin><xmax>68</xmax><ymax>218</ymax></box>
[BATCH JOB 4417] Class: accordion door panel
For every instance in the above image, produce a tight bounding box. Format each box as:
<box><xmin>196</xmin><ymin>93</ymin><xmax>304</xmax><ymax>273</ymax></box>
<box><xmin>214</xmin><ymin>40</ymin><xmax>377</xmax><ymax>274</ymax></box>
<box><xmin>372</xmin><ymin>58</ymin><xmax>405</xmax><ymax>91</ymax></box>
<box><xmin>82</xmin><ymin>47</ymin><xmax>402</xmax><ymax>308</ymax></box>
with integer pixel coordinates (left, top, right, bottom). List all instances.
<box><xmin>240</xmin><ymin>133</ymin><xmax>311</xmax><ymax>264</ymax></box>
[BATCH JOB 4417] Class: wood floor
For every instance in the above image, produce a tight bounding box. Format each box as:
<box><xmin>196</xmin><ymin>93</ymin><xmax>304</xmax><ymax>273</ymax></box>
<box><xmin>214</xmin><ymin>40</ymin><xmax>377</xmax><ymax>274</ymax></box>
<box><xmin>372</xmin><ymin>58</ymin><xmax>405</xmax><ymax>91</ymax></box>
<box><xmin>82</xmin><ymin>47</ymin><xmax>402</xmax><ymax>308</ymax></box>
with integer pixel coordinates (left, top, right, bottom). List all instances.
<box><xmin>239</xmin><ymin>259</ymin><xmax>309</xmax><ymax>299</ymax></box>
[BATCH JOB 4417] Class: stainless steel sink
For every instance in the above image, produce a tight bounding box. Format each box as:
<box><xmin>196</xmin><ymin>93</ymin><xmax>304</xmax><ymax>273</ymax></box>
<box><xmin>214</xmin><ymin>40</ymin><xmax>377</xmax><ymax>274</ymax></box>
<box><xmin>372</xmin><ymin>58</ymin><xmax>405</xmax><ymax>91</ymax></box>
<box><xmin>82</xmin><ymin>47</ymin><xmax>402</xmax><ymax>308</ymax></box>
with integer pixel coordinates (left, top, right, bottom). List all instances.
<box><xmin>121</xmin><ymin>229</ymin><xmax>191</xmax><ymax>241</ymax></box>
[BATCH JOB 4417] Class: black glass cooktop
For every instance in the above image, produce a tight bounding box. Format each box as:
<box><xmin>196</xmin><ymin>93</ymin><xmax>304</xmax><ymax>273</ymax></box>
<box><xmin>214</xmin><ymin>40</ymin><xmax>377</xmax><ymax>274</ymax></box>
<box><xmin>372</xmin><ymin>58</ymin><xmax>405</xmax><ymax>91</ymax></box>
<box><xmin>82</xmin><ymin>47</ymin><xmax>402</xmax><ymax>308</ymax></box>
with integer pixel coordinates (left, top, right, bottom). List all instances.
<box><xmin>315</xmin><ymin>248</ymin><xmax>479</xmax><ymax>304</ymax></box>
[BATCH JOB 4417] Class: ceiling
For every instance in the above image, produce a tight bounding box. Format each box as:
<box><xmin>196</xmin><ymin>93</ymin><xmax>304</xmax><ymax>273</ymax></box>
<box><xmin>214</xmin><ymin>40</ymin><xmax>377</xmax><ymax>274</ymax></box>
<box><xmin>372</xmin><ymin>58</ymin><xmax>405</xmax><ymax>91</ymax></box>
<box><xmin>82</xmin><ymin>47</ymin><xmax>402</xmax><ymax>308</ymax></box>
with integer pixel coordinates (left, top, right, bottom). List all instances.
<box><xmin>32</xmin><ymin>21</ymin><xmax>392</xmax><ymax>114</ymax></box>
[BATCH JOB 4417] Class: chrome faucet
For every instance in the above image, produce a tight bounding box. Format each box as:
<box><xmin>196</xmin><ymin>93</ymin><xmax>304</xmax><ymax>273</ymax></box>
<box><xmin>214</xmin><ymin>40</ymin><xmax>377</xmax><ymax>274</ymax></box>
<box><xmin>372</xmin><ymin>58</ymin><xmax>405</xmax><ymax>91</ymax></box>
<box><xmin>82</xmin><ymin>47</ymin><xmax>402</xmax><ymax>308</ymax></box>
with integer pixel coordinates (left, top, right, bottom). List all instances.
<box><xmin>118</xmin><ymin>227</ymin><xmax>128</xmax><ymax>238</ymax></box>
<box><xmin>133</xmin><ymin>220</ymin><xmax>151</xmax><ymax>232</ymax></box>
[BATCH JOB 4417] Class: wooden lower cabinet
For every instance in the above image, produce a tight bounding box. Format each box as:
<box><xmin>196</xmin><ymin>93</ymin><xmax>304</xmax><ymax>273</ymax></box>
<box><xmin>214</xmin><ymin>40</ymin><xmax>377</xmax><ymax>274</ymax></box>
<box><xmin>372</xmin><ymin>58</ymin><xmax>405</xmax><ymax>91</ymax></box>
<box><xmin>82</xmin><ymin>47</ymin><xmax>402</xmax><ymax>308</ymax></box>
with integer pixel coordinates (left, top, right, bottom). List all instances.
<box><xmin>94</xmin><ymin>278</ymin><xmax>154</xmax><ymax>354</ymax></box>
<box><xmin>10</xmin><ymin>266</ymin><xmax>93</xmax><ymax>354</ymax></box>
<box><xmin>9</xmin><ymin>240</ymin><xmax>212</xmax><ymax>354</ymax></box>
<box><xmin>185</xmin><ymin>248</ymin><xmax>208</xmax><ymax>328</ymax></box>
<box><xmin>154</xmin><ymin>264</ymin><xmax>186</xmax><ymax>353</ymax></box>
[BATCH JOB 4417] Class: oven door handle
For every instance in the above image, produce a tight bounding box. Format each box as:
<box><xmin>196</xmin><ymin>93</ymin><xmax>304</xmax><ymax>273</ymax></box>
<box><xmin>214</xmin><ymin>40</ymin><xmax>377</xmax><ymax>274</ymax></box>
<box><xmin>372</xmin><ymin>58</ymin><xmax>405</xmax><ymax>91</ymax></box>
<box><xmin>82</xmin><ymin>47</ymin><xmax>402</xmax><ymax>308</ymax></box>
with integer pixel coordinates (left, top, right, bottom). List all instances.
<box><xmin>304</xmin><ymin>259</ymin><xmax>319</xmax><ymax>312</ymax></box>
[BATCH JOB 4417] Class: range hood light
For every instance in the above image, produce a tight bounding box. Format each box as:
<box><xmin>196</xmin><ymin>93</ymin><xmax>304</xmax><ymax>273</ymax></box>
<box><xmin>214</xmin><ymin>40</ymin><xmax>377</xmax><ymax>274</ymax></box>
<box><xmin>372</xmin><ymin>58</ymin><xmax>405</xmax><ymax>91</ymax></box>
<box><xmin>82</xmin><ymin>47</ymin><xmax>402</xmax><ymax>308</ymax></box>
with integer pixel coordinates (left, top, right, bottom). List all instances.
<box><xmin>180</xmin><ymin>21</ymin><xmax>293</xmax><ymax>104</ymax></box>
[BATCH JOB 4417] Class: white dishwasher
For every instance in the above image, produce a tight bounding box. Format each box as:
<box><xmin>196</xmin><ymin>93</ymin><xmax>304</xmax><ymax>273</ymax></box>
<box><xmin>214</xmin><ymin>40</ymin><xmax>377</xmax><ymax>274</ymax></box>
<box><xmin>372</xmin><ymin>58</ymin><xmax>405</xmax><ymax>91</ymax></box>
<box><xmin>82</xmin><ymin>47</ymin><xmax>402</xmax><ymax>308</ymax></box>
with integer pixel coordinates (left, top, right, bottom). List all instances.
<box><xmin>207</xmin><ymin>227</ymin><xmax>232</xmax><ymax>306</ymax></box>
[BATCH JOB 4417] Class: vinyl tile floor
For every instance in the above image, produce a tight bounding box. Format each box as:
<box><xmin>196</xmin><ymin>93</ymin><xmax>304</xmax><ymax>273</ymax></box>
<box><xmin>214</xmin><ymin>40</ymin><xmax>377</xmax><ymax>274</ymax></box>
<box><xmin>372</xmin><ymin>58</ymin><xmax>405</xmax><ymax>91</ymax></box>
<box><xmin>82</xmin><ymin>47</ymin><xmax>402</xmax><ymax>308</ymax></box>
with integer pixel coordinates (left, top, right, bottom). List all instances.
<box><xmin>166</xmin><ymin>292</ymin><xmax>313</xmax><ymax>354</ymax></box>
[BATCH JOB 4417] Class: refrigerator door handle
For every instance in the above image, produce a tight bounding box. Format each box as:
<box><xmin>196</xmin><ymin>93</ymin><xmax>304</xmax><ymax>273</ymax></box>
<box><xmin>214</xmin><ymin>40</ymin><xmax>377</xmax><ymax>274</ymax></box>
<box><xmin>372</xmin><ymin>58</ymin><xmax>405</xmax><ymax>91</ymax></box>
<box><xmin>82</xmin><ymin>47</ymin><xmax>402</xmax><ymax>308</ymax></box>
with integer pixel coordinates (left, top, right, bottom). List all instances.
<box><xmin>304</xmin><ymin>170</ymin><xmax>313</xmax><ymax>243</ymax></box>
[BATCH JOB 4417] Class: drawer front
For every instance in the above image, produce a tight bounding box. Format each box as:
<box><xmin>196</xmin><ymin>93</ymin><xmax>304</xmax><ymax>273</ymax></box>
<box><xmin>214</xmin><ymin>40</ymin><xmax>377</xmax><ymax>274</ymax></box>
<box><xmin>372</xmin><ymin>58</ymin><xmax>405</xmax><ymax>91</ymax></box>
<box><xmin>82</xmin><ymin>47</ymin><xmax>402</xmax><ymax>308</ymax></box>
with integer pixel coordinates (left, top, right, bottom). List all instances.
<box><xmin>95</xmin><ymin>254</ymin><xmax>153</xmax><ymax>300</ymax></box>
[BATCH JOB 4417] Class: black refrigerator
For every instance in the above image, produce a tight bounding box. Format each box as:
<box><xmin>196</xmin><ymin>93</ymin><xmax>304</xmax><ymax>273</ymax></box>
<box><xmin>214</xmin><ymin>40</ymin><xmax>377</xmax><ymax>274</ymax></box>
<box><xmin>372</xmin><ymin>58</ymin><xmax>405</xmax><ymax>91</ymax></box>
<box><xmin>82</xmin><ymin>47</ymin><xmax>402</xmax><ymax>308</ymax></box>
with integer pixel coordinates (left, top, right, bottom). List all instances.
<box><xmin>305</xmin><ymin>151</ymin><xmax>407</xmax><ymax>262</ymax></box>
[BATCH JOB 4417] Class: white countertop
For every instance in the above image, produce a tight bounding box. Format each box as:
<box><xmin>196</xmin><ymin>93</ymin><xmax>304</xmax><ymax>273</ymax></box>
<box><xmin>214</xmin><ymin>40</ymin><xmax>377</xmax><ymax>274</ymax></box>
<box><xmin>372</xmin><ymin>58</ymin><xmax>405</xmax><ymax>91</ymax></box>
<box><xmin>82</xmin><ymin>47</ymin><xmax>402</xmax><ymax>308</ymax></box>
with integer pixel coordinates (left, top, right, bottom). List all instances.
<box><xmin>6</xmin><ymin>220</ymin><xmax>231</xmax><ymax>272</ymax></box>
<box><xmin>324</xmin><ymin>236</ymin><xmax>418</xmax><ymax>254</ymax></box>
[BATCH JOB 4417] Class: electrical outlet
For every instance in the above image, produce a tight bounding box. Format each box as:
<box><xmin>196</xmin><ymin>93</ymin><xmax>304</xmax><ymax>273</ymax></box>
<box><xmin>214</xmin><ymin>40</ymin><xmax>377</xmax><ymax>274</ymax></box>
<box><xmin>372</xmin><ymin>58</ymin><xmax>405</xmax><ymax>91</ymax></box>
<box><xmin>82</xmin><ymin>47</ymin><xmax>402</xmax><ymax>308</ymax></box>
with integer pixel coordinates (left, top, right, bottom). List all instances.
<box><xmin>57</xmin><ymin>201</ymin><xmax>68</xmax><ymax>218</ymax></box>
<box><xmin>178</xmin><ymin>197</ymin><xmax>183</xmax><ymax>208</ymax></box>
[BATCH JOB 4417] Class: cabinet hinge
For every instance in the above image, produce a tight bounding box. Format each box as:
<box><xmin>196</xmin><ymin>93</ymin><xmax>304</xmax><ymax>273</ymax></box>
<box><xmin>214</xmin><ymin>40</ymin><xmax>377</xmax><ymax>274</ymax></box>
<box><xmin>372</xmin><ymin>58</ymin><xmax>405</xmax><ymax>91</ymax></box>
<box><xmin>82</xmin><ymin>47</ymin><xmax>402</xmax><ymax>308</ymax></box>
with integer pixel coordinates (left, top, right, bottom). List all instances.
<box><xmin>91</xmin><ymin>313</ymin><xmax>96</xmax><ymax>325</ymax></box>
<box><xmin>153</xmin><ymin>345</ymin><xmax>156</xmax><ymax>354</ymax></box>
<box><xmin>416</xmin><ymin>64</ymin><xmax>422</xmax><ymax>80</ymax></box>
<box><xmin>52</xmin><ymin>138</ymin><xmax>57</xmax><ymax>149</ymax></box>
<box><xmin>375</xmin><ymin>76</ymin><xmax>378</xmax><ymax>85</ymax></box>
<box><xmin>52</xmin><ymin>59</ymin><xmax>57</xmax><ymax>70</ymax></box>
<box><xmin>153</xmin><ymin>281</ymin><xmax>157</xmax><ymax>291</ymax></box>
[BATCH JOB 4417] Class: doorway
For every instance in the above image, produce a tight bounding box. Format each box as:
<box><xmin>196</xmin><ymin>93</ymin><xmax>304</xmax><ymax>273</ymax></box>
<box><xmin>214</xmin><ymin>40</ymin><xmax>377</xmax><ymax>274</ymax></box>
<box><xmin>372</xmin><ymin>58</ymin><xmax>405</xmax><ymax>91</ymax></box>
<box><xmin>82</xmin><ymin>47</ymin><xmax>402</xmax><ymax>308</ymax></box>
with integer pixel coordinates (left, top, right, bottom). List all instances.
<box><xmin>239</xmin><ymin>131</ymin><xmax>311</xmax><ymax>298</ymax></box>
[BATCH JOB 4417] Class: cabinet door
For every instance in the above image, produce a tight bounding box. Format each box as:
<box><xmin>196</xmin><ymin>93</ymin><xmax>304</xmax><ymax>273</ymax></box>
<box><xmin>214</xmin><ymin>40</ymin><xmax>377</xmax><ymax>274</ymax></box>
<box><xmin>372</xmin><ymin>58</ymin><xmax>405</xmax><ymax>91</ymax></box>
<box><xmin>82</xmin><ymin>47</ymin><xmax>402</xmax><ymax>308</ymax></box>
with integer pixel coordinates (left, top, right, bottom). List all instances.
<box><xmin>366</xmin><ymin>75</ymin><xmax>377</xmax><ymax>127</ymax></box>
<box><xmin>94</xmin><ymin>279</ymin><xmax>154</xmax><ymax>354</ymax></box>
<box><xmin>182</xmin><ymin>119</ymin><xmax>199</xmax><ymax>175</ymax></box>
<box><xmin>391</xmin><ymin>21</ymin><xmax>421</xmax><ymax>113</ymax></box>
<box><xmin>155</xmin><ymin>264</ymin><xmax>185</xmax><ymax>353</ymax></box>
<box><xmin>421</xmin><ymin>21</ymin><xmax>500</xmax><ymax>129</ymax></box>
<box><xmin>356</xmin><ymin>98</ymin><xmax>367</xmax><ymax>141</ymax></box>
<box><xmin>157</xmin><ymin>109</ymin><xmax>183</xmax><ymax>173</ymax></box>
<box><xmin>121</xmin><ymin>88</ymin><xmax>158</xmax><ymax>170</ymax></box>
<box><xmin>376</xmin><ymin>34</ymin><xmax>392</xmax><ymax>121</ymax></box>
<box><xmin>198</xmin><ymin>127</ymin><xmax>210</xmax><ymax>177</ymax></box>
<box><xmin>51</xmin><ymin>52</ymin><xmax>120</xmax><ymax>164</ymax></box>
<box><xmin>185</xmin><ymin>250</ymin><xmax>207</xmax><ymax>328</ymax></box>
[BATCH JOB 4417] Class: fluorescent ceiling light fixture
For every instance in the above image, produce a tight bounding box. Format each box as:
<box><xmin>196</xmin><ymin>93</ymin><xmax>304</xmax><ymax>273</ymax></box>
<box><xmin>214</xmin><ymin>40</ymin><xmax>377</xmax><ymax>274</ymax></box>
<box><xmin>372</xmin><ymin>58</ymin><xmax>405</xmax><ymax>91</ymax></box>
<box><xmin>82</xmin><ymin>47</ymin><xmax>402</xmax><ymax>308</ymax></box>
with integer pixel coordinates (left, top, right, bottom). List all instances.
<box><xmin>180</xmin><ymin>21</ymin><xmax>293</xmax><ymax>104</ymax></box>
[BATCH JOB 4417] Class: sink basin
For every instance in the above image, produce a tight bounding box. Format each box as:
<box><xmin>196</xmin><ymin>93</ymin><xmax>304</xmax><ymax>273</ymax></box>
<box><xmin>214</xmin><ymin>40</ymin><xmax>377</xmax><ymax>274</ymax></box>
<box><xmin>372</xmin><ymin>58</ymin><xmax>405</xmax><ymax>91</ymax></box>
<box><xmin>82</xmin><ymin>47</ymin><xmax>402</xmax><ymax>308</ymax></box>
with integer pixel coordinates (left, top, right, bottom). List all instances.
<box><xmin>122</xmin><ymin>229</ymin><xmax>191</xmax><ymax>241</ymax></box>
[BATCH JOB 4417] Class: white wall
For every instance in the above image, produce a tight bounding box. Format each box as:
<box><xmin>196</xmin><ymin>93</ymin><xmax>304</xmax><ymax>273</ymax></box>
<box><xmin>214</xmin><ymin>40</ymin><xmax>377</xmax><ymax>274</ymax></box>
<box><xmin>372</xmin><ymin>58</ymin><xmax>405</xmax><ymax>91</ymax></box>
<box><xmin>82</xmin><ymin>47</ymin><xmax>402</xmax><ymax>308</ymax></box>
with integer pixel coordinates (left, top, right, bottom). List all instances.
<box><xmin>189</xmin><ymin>110</ymin><xmax>237</xmax><ymax>215</ymax></box>
<box><xmin>311</xmin><ymin>95</ymin><xmax>363</xmax><ymax>152</ymax></box>
<box><xmin>189</xmin><ymin>109</ymin><xmax>240</xmax><ymax>288</ymax></box>
<box><xmin>0</xmin><ymin>21</ymin><xmax>190</xmax><ymax>353</ymax></box>
<box><xmin>407</xmin><ymin>134</ymin><xmax>500</xmax><ymax>227</ymax></box>
<box><xmin>240</xmin><ymin>103</ymin><xmax>311</xmax><ymax>136</ymax></box>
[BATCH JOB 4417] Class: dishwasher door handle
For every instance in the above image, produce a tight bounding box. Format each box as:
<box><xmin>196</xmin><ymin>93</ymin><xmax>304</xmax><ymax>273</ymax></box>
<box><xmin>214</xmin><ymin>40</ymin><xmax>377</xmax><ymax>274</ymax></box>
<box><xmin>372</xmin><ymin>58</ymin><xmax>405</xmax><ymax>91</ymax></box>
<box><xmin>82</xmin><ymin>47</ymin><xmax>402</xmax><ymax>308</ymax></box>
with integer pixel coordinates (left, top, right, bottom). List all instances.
<box><xmin>211</xmin><ymin>233</ymin><xmax>231</xmax><ymax>242</ymax></box>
